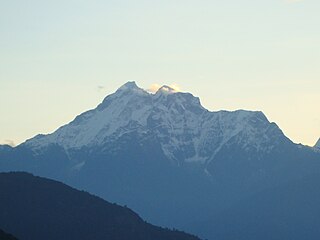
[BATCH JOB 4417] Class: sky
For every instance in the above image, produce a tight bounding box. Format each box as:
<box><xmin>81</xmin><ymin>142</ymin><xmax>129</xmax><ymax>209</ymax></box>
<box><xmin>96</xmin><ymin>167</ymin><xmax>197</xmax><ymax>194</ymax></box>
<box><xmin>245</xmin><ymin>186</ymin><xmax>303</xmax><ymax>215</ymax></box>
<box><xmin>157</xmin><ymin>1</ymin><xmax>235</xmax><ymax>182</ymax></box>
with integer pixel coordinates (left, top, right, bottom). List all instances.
<box><xmin>0</xmin><ymin>0</ymin><xmax>319</xmax><ymax>146</ymax></box>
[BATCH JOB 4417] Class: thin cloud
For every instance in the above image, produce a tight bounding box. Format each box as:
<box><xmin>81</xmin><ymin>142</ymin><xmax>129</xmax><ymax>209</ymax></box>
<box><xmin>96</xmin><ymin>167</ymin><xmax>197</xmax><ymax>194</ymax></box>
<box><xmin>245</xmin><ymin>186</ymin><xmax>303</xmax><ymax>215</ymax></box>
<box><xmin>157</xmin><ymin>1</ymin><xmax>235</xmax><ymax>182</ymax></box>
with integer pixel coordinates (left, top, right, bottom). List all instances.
<box><xmin>147</xmin><ymin>83</ymin><xmax>182</xmax><ymax>93</ymax></box>
<box><xmin>97</xmin><ymin>85</ymin><xmax>105</xmax><ymax>92</ymax></box>
<box><xmin>147</xmin><ymin>84</ymin><xmax>161</xmax><ymax>93</ymax></box>
<box><xmin>169</xmin><ymin>83</ymin><xmax>181</xmax><ymax>92</ymax></box>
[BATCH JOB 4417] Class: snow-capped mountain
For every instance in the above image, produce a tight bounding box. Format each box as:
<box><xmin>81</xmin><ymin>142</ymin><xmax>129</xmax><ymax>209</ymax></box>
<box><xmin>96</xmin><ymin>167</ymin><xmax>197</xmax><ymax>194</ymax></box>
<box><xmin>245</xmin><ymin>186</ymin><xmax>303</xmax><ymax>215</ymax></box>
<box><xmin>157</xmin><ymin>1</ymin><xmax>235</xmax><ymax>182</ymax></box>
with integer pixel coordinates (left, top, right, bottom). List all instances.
<box><xmin>1</xmin><ymin>81</ymin><xmax>320</xmax><ymax>240</ymax></box>
<box><xmin>24</xmin><ymin>81</ymin><xmax>288</xmax><ymax>165</ymax></box>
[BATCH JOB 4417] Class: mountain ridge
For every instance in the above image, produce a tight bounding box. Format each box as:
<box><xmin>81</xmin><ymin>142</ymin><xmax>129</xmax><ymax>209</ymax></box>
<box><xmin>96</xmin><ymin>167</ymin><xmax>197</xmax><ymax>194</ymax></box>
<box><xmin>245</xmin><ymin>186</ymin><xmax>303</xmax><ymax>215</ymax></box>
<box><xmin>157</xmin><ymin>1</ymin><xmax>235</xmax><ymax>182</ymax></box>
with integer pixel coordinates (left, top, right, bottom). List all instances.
<box><xmin>0</xmin><ymin>172</ymin><xmax>200</xmax><ymax>240</ymax></box>
<box><xmin>1</xmin><ymin>81</ymin><xmax>320</xmax><ymax>240</ymax></box>
<box><xmin>314</xmin><ymin>138</ymin><xmax>320</xmax><ymax>149</ymax></box>
<box><xmin>23</xmin><ymin>81</ymin><xmax>290</xmax><ymax>166</ymax></box>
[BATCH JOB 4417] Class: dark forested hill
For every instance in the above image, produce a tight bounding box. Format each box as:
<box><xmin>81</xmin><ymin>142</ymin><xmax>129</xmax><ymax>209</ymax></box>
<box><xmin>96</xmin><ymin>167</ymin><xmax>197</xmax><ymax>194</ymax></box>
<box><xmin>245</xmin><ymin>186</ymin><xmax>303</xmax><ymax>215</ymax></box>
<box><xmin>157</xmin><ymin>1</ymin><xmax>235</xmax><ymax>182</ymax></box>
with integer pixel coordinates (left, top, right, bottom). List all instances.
<box><xmin>0</xmin><ymin>172</ymin><xmax>200</xmax><ymax>240</ymax></box>
<box><xmin>0</xmin><ymin>229</ymin><xmax>18</xmax><ymax>240</ymax></box>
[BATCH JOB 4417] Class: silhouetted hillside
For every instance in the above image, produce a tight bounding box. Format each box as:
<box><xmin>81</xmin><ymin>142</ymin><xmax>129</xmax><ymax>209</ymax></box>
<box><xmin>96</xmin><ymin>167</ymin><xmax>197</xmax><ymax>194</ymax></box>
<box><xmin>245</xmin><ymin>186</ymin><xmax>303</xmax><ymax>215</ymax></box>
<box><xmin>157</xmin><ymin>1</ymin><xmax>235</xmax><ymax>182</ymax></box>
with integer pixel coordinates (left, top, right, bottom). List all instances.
<box><xmin>0</xmin><ymin>229</ymin><xmax>18</xmax><ymax>240</ymax></box>
<box><xmin>0</xmin><ymin>172</ymin><xmax>200</xmax><ymax>240</ymax></box>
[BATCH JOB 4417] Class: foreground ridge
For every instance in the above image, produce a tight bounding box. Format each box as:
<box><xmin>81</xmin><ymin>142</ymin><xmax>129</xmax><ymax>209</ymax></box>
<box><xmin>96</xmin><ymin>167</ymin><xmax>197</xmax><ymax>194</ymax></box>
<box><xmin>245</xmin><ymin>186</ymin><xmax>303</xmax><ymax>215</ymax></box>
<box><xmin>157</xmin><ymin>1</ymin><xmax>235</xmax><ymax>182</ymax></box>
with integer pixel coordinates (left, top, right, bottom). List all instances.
<box><xmin>0</xmin><ymin>172</ymin><xmax>200</xmax><ymax>240</ymax></box>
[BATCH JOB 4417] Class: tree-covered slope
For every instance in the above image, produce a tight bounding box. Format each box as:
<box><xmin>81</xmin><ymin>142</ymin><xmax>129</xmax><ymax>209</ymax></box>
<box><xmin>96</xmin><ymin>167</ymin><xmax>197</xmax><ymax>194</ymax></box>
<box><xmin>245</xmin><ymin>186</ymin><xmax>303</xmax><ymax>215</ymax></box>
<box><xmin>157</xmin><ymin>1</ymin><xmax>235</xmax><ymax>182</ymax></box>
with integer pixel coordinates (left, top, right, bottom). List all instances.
<box><xmin>0</xmin><ymin>172</ymin><xmax>200</xmax><ymax>240</ymax></box>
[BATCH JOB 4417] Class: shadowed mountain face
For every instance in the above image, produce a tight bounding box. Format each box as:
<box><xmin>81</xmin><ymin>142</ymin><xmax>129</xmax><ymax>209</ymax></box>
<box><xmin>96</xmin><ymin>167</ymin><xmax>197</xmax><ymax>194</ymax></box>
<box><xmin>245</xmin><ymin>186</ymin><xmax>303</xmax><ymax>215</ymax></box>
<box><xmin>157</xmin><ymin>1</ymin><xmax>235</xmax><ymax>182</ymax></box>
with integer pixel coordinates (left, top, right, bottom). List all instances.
<box><xmin>1</xmin><ymin>82</ymin><xmax>320</xmax><ymax>240</ymax></box>
<box><xmin>195</xmin><ymin>172</ymin><xmax>320</xmax><ymax>240</ymax></box>
<box><xmin>0</xmin><ymin>172</ymin><xmax>200</xmax><ymax>240</ymax></box>
<box><xmin>314</xmin><ymin>138</ymin><xmax>320</xmax><ymax>150</ymax></box>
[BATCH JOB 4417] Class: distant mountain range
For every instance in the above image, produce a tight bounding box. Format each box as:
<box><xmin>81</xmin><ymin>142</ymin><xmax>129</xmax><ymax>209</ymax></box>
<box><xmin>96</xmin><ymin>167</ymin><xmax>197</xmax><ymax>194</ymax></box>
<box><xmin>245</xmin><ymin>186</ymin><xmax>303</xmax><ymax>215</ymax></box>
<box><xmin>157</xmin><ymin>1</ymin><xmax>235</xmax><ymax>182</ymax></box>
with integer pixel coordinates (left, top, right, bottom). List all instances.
<box><xmin>1</xmin><ymin>82</ymin><xmax>320</xmax><ymax>240</ymax></box>
<box><xmin>0</xmin><ymin>172</ymin><xmax>200</xmax><ymax>240</ymax></box>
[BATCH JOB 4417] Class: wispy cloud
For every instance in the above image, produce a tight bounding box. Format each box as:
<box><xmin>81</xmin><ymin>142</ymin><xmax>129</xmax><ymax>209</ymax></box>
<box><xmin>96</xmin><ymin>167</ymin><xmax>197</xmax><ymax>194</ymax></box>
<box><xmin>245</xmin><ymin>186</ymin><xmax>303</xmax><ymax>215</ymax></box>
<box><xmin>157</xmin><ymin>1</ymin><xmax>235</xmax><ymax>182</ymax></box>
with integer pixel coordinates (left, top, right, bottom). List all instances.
<box><xmin>147</xmin><ymin>83</ymin><xmax>182</xmax><ymax>93</ymax></box>
<box><xmin>169</xmin><ymin>83</ymin><xmax>182</xmax><ymax>92</ymax></box>
<box><xmin>147</xmin><ymin>84</ymin><xmax>161</xmax><ymax>93</ymax></box>
<box><xmin>97</xmin><ymin>85</ymin><xmax>105</xmax><ymax>92</ymax></box>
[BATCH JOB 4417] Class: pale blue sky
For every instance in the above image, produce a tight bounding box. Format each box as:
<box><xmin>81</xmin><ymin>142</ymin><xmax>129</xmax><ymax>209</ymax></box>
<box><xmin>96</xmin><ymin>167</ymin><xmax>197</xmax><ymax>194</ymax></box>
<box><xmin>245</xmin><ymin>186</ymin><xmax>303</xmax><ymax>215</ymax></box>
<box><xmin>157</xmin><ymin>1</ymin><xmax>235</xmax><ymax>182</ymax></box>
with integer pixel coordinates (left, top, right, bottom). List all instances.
<box><xmin>1</xmin><ymin>0</ymin><xmax>319</xmax><ymax>146</ymax></box>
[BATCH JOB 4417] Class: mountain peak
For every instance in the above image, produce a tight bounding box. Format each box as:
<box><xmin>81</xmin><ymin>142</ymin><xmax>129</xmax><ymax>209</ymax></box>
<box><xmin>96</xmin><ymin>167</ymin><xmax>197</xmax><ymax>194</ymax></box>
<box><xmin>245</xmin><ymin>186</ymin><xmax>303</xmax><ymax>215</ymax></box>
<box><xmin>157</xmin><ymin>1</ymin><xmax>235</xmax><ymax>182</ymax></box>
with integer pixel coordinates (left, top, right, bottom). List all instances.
<box><xmin>117</xmin><ymin>81</ymin><xmax>141</xmax><ymax>92</ymax></box>
<box><xmin>23</xmin><ymin>81</ymin><xmax>287</xmax><ymax>164</ymax></box>
<box><xmin>109</xmin><ymin>81</ymin><xmax>150</xmax><ymax>101</ymax></box>
<box><xmin>156</xmin><ymin>85</ymin><xmax>177</xmax><ymax>94</ymax></box>
<box><xmin>314</xmin><ymin>138</ymin><xmax>320</xmax><ymax>149</ymax></box>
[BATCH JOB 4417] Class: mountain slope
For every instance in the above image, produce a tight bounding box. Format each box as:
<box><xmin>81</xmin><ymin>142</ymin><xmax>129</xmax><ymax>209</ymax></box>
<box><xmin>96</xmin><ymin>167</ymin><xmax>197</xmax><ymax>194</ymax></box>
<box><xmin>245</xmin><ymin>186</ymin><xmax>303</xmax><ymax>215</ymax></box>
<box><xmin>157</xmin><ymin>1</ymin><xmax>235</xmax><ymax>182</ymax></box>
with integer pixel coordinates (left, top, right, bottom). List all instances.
<box><xmin>314</xmin><ymin>138</ymin><xmax>320</xmax><ymax>150</ymax></box>
<box><xmin>196</xmin><ymin>172</ymin><xmax>320</xmax><ymax>240</ymax></box>
<box><xmin>0</xmin><ymin>172</ymin><xmax>200</xmax><ymax>240</ymax></box>
<box><xmin>24</xmin><ymin>81</ymin><xmax>289</xmax><ymax>165</ymax></box>
<box><xmin>1</xmin><ymin>82</ymin><xmax>320</xmax><ymax>240</ymax></box>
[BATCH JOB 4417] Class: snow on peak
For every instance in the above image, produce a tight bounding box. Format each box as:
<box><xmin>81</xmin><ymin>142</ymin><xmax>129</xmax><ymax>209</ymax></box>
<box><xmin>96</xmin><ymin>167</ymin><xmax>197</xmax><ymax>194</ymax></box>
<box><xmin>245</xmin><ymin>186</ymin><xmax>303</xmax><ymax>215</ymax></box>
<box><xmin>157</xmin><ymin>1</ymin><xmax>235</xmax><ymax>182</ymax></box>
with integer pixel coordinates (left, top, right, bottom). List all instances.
<box><xmin>156</xmin><ymin>85</ymin><xmax>177</xmax><ymax>94</ymax></box>
<box><xmin>315</xmin><ymin>138</ymin><xmax>320</xmax><ymax>149</ymax></box>
<box><xmin>118</xmin><ymin>81</ymin><xmax>139</xmax><ymax>91</ymax></box>
<box><xmin>24</xmin><ymin>82</ymin><xmax>284</xmax><ymax>164</ymax></box>
<box><xmin>116</xmin><ymin>81</ymin><xmax>148</xmax><ymax>95</ymax></box>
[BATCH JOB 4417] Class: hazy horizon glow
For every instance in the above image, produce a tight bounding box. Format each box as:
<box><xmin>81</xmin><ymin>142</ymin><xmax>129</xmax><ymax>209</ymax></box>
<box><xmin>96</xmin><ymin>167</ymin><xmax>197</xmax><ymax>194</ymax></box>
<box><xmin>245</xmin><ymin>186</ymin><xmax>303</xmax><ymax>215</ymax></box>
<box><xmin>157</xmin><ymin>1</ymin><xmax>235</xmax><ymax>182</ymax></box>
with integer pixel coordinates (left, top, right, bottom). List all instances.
<box><xmin>1</xmin><ymin>0</ymin><xmax>319</xmax><ymax>146</ymax></box>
